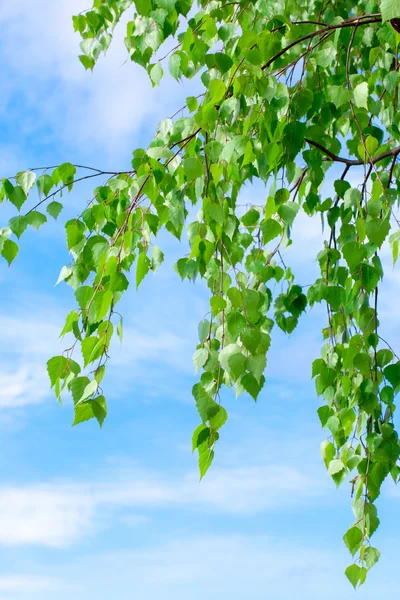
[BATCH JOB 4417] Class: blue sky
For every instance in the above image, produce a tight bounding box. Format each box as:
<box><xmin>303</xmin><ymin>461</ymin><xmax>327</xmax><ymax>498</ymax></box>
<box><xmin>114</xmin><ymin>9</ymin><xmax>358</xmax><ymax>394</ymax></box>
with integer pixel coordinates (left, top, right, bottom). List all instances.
<box><xmin>0</xmin><ymin>1</ymin><xmax>399</xmax><ymax>598</ymax></box>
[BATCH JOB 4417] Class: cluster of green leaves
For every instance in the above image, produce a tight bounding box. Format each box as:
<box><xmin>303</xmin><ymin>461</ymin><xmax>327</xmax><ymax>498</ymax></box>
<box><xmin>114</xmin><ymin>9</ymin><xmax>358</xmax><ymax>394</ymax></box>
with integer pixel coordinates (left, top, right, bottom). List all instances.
<box><xmin>2</xmin><ymin>0</ymin><xmax>400</xmax><ymax>588</ymax></box>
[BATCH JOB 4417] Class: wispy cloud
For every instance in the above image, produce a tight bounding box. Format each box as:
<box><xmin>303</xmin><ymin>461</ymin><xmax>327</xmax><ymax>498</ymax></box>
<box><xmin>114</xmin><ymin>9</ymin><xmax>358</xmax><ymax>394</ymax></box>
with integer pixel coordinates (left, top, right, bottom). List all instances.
<box><xmin>0</xmin><ymin>458</ymin><xmax>327</xmax><ymax>547</ymax></box>
<box><xmin>19</xmin><ymin>533</ymin><xmax>389</xmax><ymax>600</ymax></box>
<box><xmin>0</xmin><ymin>575</ymin><xmax>62</xmax><ymax>593</ymax></box>
<box><xmin>0</xmin><ymin>0</ymin><xmax>197</xmax><ymax>164</ymax></box>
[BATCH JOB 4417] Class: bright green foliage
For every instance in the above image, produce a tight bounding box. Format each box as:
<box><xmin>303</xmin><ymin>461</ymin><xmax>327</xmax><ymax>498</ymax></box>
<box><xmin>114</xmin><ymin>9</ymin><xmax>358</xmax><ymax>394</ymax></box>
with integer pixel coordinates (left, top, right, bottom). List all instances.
<box><xmin>2</xmin><ymin>0</ymin><xmax>400</xmax><ymax>587</ymax></box>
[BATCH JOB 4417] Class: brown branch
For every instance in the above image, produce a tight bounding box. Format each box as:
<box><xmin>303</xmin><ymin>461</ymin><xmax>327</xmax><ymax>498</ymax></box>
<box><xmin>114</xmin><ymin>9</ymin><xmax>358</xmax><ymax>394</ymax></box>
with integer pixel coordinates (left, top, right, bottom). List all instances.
<box><xmin>25</xmin><ymin>171</ymin><xmax>132</xmax><ymax>216</ymax></box>
<box><xmin>261</xmin><ymin>14</ymin><xmax>382</xmax><ymax>71</ymax></box>
<box><xmin>304</xmin><ymin>138</ymin><xmax>400</xmax><ymax>166</ymax></box>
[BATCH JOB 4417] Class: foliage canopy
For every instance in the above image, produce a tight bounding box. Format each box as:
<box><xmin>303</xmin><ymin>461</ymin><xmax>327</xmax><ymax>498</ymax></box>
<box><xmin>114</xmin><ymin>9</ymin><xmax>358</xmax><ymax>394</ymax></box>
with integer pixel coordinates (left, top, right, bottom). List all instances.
<box><xmin>2</xmin><ymin>0</ymin><xmax>400</xmax><ymax>588</ymax></box>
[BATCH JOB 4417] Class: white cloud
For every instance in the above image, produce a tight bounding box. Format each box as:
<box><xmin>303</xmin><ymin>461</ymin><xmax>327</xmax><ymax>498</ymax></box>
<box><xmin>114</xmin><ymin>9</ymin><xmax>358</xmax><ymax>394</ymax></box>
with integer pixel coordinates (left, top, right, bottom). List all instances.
<box><xmin>0</xmin><ymin>485</ymin><xmax>94</xmax><ymax>547</ymax></box>
<box><xmin>0</xmin><ymin>576</ymin><xmax>61</xmax><ymax>593</ymax></box>
<box><xmin>0</xmin><ymin>460</ymin><xmax>327</xmax><ymax>547</ymax></box>
<box><xmin>0</xmin><ymin>366</ymin><xmax>49</xmax><ymax>408</ymax></box>
<box><xmin>31</xmin><ymin>533</ymin><xmax>392</xmax><ymax>600</ymax></box>
<box><xmin>0</xmin><ymin>286</ymin><xmax>197</xmax><ymax>409</ymax></box>
<box><xmin>0</xmin><ymin>0</ymin><xmax>197</xmax><ymax>162</ymax></box>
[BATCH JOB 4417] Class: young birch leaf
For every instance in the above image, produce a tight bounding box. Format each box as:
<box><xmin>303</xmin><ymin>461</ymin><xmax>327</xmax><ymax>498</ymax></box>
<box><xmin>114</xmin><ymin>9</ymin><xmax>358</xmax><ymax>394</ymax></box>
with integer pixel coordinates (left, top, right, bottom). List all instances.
<box><xmin>199</xmin><ymin>446</ymin><xmax>214</xmax><ymax>480</ymax></box>
<box><xmin>192</xmin><ymin>423</ymin><xmax>209</xmax><ymax>452</ymax></box>
<box><xmin>136</xmin><ymin>252</ymin><xmax>150</xmax><ymax>289</ymax></box>
<box><xmin>343</xmin><ymin>527</ymin><xmax>363</xmax><ymax>556</ymax></box>
<box><xmin>1</xmin><ymin>239</ymin><xmax>19</xmax><ymax>265</ymax></box>
<box><xmin>149</xmin><ymin>63</ymin><xmax>163</xmax><ymax>86</ymax></box>
<box><xmin>209</xmin><ymin>404</ymin><xmax>228</xmax><ymax>431</ymax></box>
<box><xmin>152</xmin><ymin>245</ymin><xmax>164</xmax><ymax>270</ymax></box>
<box><xmin>55</xmin><ymin>266</ymin><xmax>73</xmax><ymax>285</ymax></box>
<box><xmin>37</xmin><ymin>174</ymin><xmax>54</xmax><ymax>197</ymax></box>
<box><xmin>69</xmin><ymin>376</ymin><xmax>90</xmax><ymax>404</ymax></box>
<box><xmin>381</xmin><ymin>0</ymin><xmax>400</xmax><ymax>21</ymax></box>
<box><xmin>27</xmin><ymin>211</ymin><xmax>47</xmax><ymax>230</ymax></box>
<box><xmin>16</xmin><ymin>171</ymin><xmax>36</xmax><ymax>194</ymax></box>
<box><xmin>345</xmin><ymin>564</ymin><xmax>362</xmax><ymax>589</ymax></box>
<box><xmin>92</xmin><ymin>395</ymin><xmax>107</xmax><ymax>427</ymax></box>
<box><xmin>72</xmin><ymin>402</ymin><xmax>95</xmax><ymax>425</ymax></box>
<box><xmin>117</xmin><ymin>317</ymin><xmax>123</xmax><ymax>342</ymax></box>
<box><xmin>353</xmin><ymin>82</ymin><xmax>369</xmax><ymax>109</ymax></box>
<box><xmin>9</xmin><ymin>216</ymin><xmax>29</xmax><ymax>238</ymax></box>
<box><xmin>9</xmin><ymin>186</ymin><xmax>27</xmax><ymax>211</ymax></box>
<box><xmin>80</xmin><ymin>380</ymin><xmax>99</xmax><ymax>402</ymax></box>
<box><xmin>47</xmin><ymin>201</ymin><xmax>63</xmax><ymax>219</ymax></box>
<box><xmin>47</xmin><ymin>356</ymin><xmax>80</xmax><ymax>387</ymax></box>
<box><xmin>193</xmin><ymin>348</ymin><xmax>208</xmax><ymax>372</ymax></box>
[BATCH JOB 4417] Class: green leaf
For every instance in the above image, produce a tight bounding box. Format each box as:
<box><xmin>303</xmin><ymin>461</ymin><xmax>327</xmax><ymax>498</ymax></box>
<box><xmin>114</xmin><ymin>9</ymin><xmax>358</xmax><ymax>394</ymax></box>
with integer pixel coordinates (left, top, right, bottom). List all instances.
<box><xmin>328</xmin><ymin>459</ymin><xmax>345</xmax><ymax>475</ymax></box>
<box><xmin>353</xmin><ymin>82</ymin><xmax>369</xmax><ymax>109</ymax></box>
<box><xmin>136</xmin><ymin>252</ymin><xmax>150</xmax><ymax>289</ymax></box>
<box><xmin>365</xmin><ymin>217</ymin><xmax>390</xmax><ymax>248</ymax></box>
<box><xmin>149</xmin><ymin>63</ymin><xmax>163</xmax><ymax>86</ymax></box>
<box><xmin>169</xmin><ymin>53</ymin><xmax>181</xmax><ymax>80</ymax></box>
<box><xmin>16</xmin><ymin>170</ymin><xmax>36</xmax><ymax>194</ymax></box>
<box><xmin>199</xmin><ymin>446</ymin><xmax>214</xmax><ymax>480</ymax></box>
<box><xmin>210</xmin><ymin>295</ymin><xmax>226</xmax><ymax>316</ymax></box>
<box><xmin>66</xmin><ymin>221</ymin><xmax>85</xmax><ymax>250</ymax></box>
<box><xmin>209</xmin><ymin>404</ymin><xmax>228</xmax><ymax>431</ymax></box>
<box><xmin>193</xmin><ymin>348</ymin><xmax>208</xmax><ymax>372</ymax></box>
<box><xmin>72</xmin><ymin>401</ymin><xmax>95</xmax><ymax>425</ymax></box>
<box><xmin>384</xmin><ymin>362</ymin><xmax>400</xmax><ymax>392</ymax></box>
<box><xmin>92</xmin><ymin>395</ymin><xmax>108</xmax><ymax>428</ymax></box>
<box><xmin>9</xmin><ymin>186</ymin><xmax>27</xmax><ymax>211</ymax></box>
<box><xmin>353</xmin><ymin>352</ymin><xmax>372</xmax><ymax>376</ymax></box>
<box><xmin>152</xmin><ymin>245</ymin><xmax>164</xmax><ymax>270</ymax></box>
<box><xmin>228</xmin><ymin>352</ymin><xmax>247</xmax><ymax>380</ymax></box>
<box><xmin>60</xmin><ymin>311</ymin><xmax>79</xmax><ymax>337</ymax></box>
<box><xmin>183</xmin><ymin>158</ymin><xmax>204</xmax><ymax>181</ymax></box>
<box><xmin>241</xmin><ymin>209</ymin><xmax>260</xmax><ymax>227</ymax></box>
<box><xmin>8</xmin><ymin>216</ymin><xmax>29</xmax><ymax>238</ymax></box>
<box><xmin>241</xmin><ymin>372</ymin><xmax>264</xmax><ymax>401</ymax></box>
<box><xmin>247</xmin><ymin>353</ymin><xmax>266</xmax><ymax>383</ymax></box>
<box><xmin>215</xmin><ymin>52</ymin><xmax>233</xmax><ymax>73</ymax></box>
<box><xmin>56</xmin><ymin>266</ymin><xmax>73</xmax><ymax>285</ymax></box>
<box><xmin>345</xmin><ymin>564</ymin><xmax>362</xmax><ymax>589</ymax></box>
<box><xmin>343</xmin><ymin>527</ymin><xmax>363</xmax><ymax>556</ymax></box>
<box><xmin>47</xmin><ymin>356</ymin><xmax>80</xmax><ymax>387</ymax></box>
<box><xmin>328</xmin><ymin>86</ymin><xmax>352</xmax><ymax>108</ymax></box>
<box><xmin>186</xmin><ymin>96</ymin><xmax>198</xmax><ymax>112</ymax></box>
<box><xmin>47</xmin><ymin>201</ymin><xmax>63</xmax><ymax>219</ymax></box>
<box><xmin>227</xmin><ymin>311</ymin><xmax>246</xmax><ymax>338</ymax></box>
<box><xmin>242</xmin><ymin>140</ymin><xmax>256</xmax><ymax>165</ymax></box>
<box><xmin>381</xmin><ymin>0</ymin><xmax>400</xmax><ymax>21</ymax></box>
<box><xmin>320</xmin><ymin>440</ymin><xmax>336</xmax><ymax>468</ymax></box>
<box><xmin>81</xmin><ymin>337</ymin><xmax>98</xmax><ymax>367</ymax></box>
<box><xmin>27</xmin><ymin>211</ymin><xmax>47</xmax><ymax>230</ymax></box>
<box><xmin>206</xmin><ymin>203</ymin><xmax>224</xmax><ymax>226</ymax></box>
<box><xmin>79</xmin><ymin>55</ymin><xmax>95</xmax><ymax>70</ymax></box>
<box><xmin>260</xmin><ymin>219</ymin><xmax>282</xmax><ymax>243</ymax></box>
<box><xmin>117</xmin><ymin>317</ymin><xmax>123</xmax><ymax>342</ymax></box>
<box><xmin>278</xmin><ymin>203</ymin><xmax>299</xmax><ymax>227</ymax></box>
<box><xmin>198</xmin><ymin>319</ymin><xmax>210</xmax><ymax>343</ymax></box>
<box><xmin>208</xmin><ymin>79</ymin><xmax>226</xmax><ymax>103</ymax></box>
<box><xmin>342</xmin><ymin>241</ymin><xmax>366</xmax><ymax>271</ymax></box>
<box><xmin>364</xmin><ymin>546</ymin><xmax>380</xmax><ymax>569</ymax></box>
<box><xmin>1</xmin><ymin>239</ymin><xmax>19</xmax><ymax>265</ymax></box>
<box><xmin>344</xmin><ymin>187</ymin><xmax>362</xmax><ymax>209</ymax></box>
<box><xmin>37</xmin><ymin>174</ymin><xmax>54</xmax><ymax>197</ymax></box>
<box><xmin>54</xmin><ymin>162</ymin><xmax>76</xmax><ymax>186</ymax></box>
<box><xmin>80</xmin><ymin>379</ymin><xmax>98</xmax><ymax>402</ymax></box>
<box><xmin>241</xmin><ymin>329</ymin><xmax>261</xmax><ymax>354</ymax></box>
<box><xmin>192</xmin><ymin>423</ymin><xmax>209</xmax><ymax>452</ymax></box>
<box><xmin>69</xmin><ymin>376</ymin><xmax>90</xmax><ymax>404</ymax></box>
